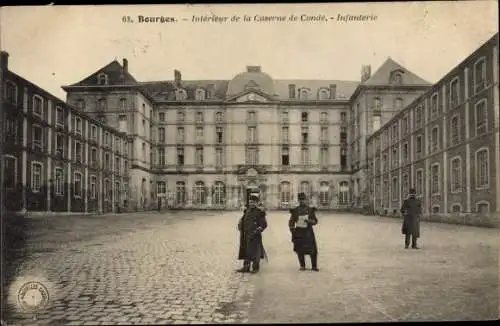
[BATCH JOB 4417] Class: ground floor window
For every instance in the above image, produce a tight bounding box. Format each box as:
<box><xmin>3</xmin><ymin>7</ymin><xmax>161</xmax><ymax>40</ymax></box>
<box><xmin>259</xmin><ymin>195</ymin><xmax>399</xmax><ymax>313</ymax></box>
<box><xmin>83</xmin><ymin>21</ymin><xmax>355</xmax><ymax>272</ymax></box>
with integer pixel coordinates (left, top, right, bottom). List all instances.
<box><xmin>214</xmin><ymin>182</ymin><xmax>225</xmax><ymax>205</ymax></box>
<box><xmin>280</xmin><ymin>182</ymin><xmax>291</xmax><ymax>206</ymax></box>
<box><xmin>193</xmin><ymin>181</ymin><xmax>206</xmax><ymax>205</ymax></box>
<box><xmin>319</xmin><ymin>182</ymin><xmax>329</xmax><ymax>206</ymax></box>
<box><xmin>176</xmin><ymin>182</ymin><xmax>186</xmax><ymax>205</ymax></box>
<box><xmin>338</xmin><ymin>181</ymin><xmax>349</xmax><ymax>204</ymax></box>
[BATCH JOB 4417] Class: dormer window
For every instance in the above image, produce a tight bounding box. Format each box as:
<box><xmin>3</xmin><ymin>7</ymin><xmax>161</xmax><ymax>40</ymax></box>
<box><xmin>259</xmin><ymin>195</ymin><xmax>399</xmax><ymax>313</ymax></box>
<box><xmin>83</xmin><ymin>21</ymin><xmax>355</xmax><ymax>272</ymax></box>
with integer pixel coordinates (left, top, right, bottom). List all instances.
<box><xmin>299</xmin><ymin>88</ymin><xmax>310</xmax><ymax>100</ymax></box>
<box><xmin>390</xmin><ymin>70</ymin><xmax>404</xmax><ymax>85</ymax></box>
<box><xmin>318</xmin><ymin>88</ymin><xmax>329</xmax><ymax>100</ymax></box>
<box><xmin>97</xmin><ymin>73</ymin><xmax>108</xmax><ymax>85</ymax></box>
<box><xmin>195</xmin><ymin>88</ymin><xmax>205</xmax><ymax>101</ymax></box>
<box><xmin>175</xmin><ymin>89</ymin><xmax>187</xmax><ymax>101</ymax></box>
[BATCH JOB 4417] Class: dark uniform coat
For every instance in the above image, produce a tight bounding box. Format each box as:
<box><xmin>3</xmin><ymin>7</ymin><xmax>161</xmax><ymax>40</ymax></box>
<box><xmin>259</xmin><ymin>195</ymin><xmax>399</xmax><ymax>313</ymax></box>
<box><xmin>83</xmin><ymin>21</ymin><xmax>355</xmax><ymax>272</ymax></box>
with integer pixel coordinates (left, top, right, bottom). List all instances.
<box><xmin>238</xmin><ymin>206</ymin><xmax>267</xmax><ymax>261</ymax></box>
<box><xmin>289</xmin><ymin>205</ymin><xmax>318</xmax><ymax>255</ymax></box>
<box><xmin>400</xmin><ymin>197</ymin><xmax>422</xmax><ymax>238</ymax></box>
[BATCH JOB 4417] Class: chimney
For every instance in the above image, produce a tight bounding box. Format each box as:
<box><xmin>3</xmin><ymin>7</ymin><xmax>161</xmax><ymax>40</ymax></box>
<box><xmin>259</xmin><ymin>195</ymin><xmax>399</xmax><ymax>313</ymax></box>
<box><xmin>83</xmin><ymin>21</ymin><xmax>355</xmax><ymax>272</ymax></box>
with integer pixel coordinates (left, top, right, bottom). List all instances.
<box><xmin>1</xmin><ymin>51</ymin><xmax>9</xmax><ymax>71</ymax></box>
<box><xmin>288</xmin><ymin>84</ymin><xmax>296</xmax><ymax>99</ymax></box>
<box><xmin>246</xmin><ymin>66</ymin><xmax>261</xmax><ymax>73</ymax></box>
<box><xmin>122</xmin><ymin>58</ymin><xmax>128</xmax><ymax>73</ymax></box>
<box><xmin>329</xmin><ymin>84</ymin><xmax>337</xmax><ymax>99</ymax></box>
<box><xmin>361</xmin><ymin>65</ymin><xmax>371</xmax><ymax>82</ymax></box>
<box><xmin>174</xmin><ymin>70</ymin><xmax>182</xmax><ymax>85</ymax></box>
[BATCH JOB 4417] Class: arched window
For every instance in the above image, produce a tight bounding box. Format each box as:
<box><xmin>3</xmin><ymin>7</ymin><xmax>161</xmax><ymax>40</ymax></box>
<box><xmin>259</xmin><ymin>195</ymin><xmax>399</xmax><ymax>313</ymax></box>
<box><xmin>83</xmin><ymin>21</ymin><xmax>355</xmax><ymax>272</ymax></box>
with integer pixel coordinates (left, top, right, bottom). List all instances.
<box><xmin>193</xmin><ymin>181</ymin><xmax>206</xmax><ymax>205</ymax></box>
<box><xmin>213</xmin><ymin>181</ymin><xmax>225</xmax><ymax>206</ymax></box>
<box><xmin>319</xmin><ymin>182</ymin><xmax>329</xmax><ymax>206</ymax></box>
<box><xmin>280</xmin><ymin>181</ymin><xmax>291</xmax><ymax>207</ymax></box>
<box><xmin>195</xmin><ymin>88</ymin><xmax>205</xmax><ymax>101</ymax></box>
<box><xmin>175</xmin><ymin>89</ymin><xmax>187</xmax><ymax>101</ymax></box>
<box><xmin>338</xmin><ymin>181</ymin><xmax>349</xmax><ymax>204</ymax></box>
<box><xmin>215</xmin><ymin>111</ymin><xmax>224</xmax><ymax>123</ymax></box>
<box><xmin>300</xmin><ymin>181</ymin><xmax>311</xmax><ymax>199</ymax></box>
<box><xmin>299</xmin><ymin>88</ymin><xmax>309</xmax><ymax>100</ymax></box>
<box><xmin>318</xmin><ymin>88</ymin><xmax>329</xmax><ymax>100</ymax></box>
<box><xmin>176</xmin><ymin>182</ymin><xmax>186</xmax><ymax>205</ymax></box>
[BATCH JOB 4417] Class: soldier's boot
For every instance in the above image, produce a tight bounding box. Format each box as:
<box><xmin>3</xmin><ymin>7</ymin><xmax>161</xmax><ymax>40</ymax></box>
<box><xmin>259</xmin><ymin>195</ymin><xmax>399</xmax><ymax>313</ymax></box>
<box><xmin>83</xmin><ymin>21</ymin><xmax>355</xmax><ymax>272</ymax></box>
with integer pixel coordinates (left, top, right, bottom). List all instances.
<box><xmin>404</xmin><ymin>235</ymin><xmax>411</xmax><ymax>249</ymax></box>
<box><xmin>251</xmin><ymin>260</ymin><xmax>260</xmax><ymax>274</ymax></box>
<box><xmin>411</xmin><ymin>236</ymin><xmax>419</xmax><ymax>249</ymax></box>
<box><xmin>311</xmin><ymin>254</ymin><xmax>319</xmax><ymax>272</ymax></box>
<box><xmin>237</xmin><ymin>261</ymin><xmax>251</xmax><ymax>273</ymax></box>
<box><xmin>297</xmin><ymin>254</ymin><xmax>306</xmax><ymax>271</ymax></box>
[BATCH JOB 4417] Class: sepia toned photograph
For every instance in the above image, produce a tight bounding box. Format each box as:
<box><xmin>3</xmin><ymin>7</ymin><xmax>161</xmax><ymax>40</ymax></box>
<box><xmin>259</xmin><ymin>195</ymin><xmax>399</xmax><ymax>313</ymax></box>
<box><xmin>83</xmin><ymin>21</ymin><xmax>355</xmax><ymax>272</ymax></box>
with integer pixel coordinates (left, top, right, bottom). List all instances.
<box><xmin>0</xmin><ymin>1</ymin><xmax>499</xmax><ymax>324</ymax></box>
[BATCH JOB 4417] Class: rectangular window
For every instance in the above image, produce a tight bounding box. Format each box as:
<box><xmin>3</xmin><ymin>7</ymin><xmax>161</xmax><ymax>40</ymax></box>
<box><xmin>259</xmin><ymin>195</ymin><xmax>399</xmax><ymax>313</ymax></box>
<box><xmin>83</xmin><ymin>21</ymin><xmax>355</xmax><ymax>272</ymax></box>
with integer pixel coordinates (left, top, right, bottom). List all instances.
<box><xmin>301</xmin><ymin>127</ymin><xmax>308</xmax><ymax>144</ymax></box>
<box><xmin>74</xmin><ymin>173</ymin><xmax>82</xmax><ymax>197</ymax></box>
<box><xmin>215</xmin><ymin>112</ymin><xmax>224</xmax><ymax>123</ymax></box>
<box><xmin>248</xmin><ymin>111</ymin><xmax>256</xmax><ymax>122</ymax></box>
<box><xmin>216</xmin><ymin>147</ymin><xmax>223</xmax><ymax>167</ymax></box>
<box><xmin>159</xmin><ymin>112</ymin><xmax>165</xmax><ymax>121</ymax></box>
<box><xmin>195</xmin><ymin>112</ymin><xmax>204</xmax><ymax>123</ymax></box>
<box><xmin>450</xmin><ymin>116</ymin><xmax>460</xmax><ymax>145</ymax></box>
<box><xmin>33</xmin><ymin>96</ymin><xmax>43</xmax><ymax>117</ymax></box>
<box><xmin>4</xmin><ymin>156</ymin><xmax>17</xmax><ymax>189</ymax></box>
<box><xmin>281</xmin><ymin>111</ymin><xmax>289</xmax><ymax>123</ymax></box>
<box><xmin>245</xmin><ymin>147</ymin><xmax>258</xmax><ymax>165</ymax></box>
<box><xmin>212</xmin><ymin>127</ymin><xmax>222</xmax><ymax>145</ymax></box>
<box><xmin>416</xmin><ymin>170</ymin><xmax>423</xmax><ymax>196</ymax></box>
<box><xmin>115</xmin><ymin>157</ymin><xmax>121</xmax><ymax>173</ymax></box>
<box><xmin>449</xmin><ymin>78</ymin><xmax>459</xmax><ymax>108</ymax></box>
<box><xmin>177</xmin><ymin>147</ymin><xmax>184</xmax><ymax>165</ymax></box>
<box><xmin>431</xmin><ymin>93</ymin><xmax>439</xmax><ymax>117</ymax></box>
<box><xmin>196</xmin><ymin>127</ymin><xmax>204</xmax><ymax>142</ymax></box>
<box><xmin>402</xmin><ymin>143</ymin><xmax>408</xmax><ymax>164</ymax></box>
<box><xmin>54</xmin><ymin>168</ymin><xmax>64</xmax><ymax>195</ymax></box>
<box><xmin>177</xmin><ymin>127</ymin><xmax>185</xmax><ymax>143</ymax></box>
<box><xmin>475</xmin><ymin>99</ymin><xmax>487</xmax><ymax>136</ymax></box>
<box><xmin>431</xmin><ymin>164</ymin><xmax>440</xmax><ymax>194</ymax></box>
<box><xmin>392</xmin><ymin>177</ymin><xmax>398</xmax><ymax>201</ymax></box>
<box><xmin>120</xmin><ymin>98</ymin><xmax>127</xmax><ymax>110</ymax></box>
<box><xmin>55</xmin><ymin>133</ymin><xmax>64</xmax><ymax>156</ymax></box>
<box><xmin>340</xmin><ymin>112</ymin><xmax>346</xmax><ymax>122</ymax></box>
<box><xmin>392</xmin><ymin>148</ymin><xmax>398</xmax><ymax>168</ymax></box>
<box><xmin>90</xmin><ymin>176</ymin><xmax>97</xmax><ymax>199</ymax></box>
<box><xmin>56</xmin><ymin>106</ymin><xmax>64</xmax><ymax>126</ymax></box>
<box><xmin>391</xmin><ymin>124</ymin><xmax>398</xmax><ymax>143</ymax></box>
<box><xmin>402</xmin><ymin>174</ymin><xmax>409</xmax><ymax>198</ymax></box>
<box><xmin>74</xmin><ymin>141</ymin><xmax>83</xmax><ymax>162</ymax></box>
<box><xmin>31</xmin><ymin>163</ymin><xmax>43</xmax><ymax>192</ymax></box>
<box><xmin>301</xmin><ymin>112</ymin><xmax>308</xmax><ymax>122</ymax></box>
<box><xmin>320</xmin><ymin>112</ymin><xmax>328</xmax><ymax>122</ymax></box>
<box><xmin>320</xmin><ymin>127</ymin><xmax>328</xmax><ymax>142</ymax></box>
<box><xmin>177</xmin><ymin>111</ymin><xmax>185</xmax><ymax>122</ymax></box>
<box><xmin>415</xmin><ymin>106</ymin><xmax>422</xmax><ymax>128</ymax></box>
<box><xmin>247</xmin><ymin>127</ymin><xmax>256</xmax><ymax>143</ymax></box>
<box><xmin>91</xmin><ymin>125</ymin><xmax>97</xmax><ymax>141</ymax></box>
<box><xmin>416</xmin><ymin>135</ymin><xmax>422</xmax><ymax>158</ymax></box>
<box><xmin>158</xmin><ymin>148</ymin><xmax>165</xmax><ymax>166</ymax></box>
<box><xmin>450</xmin><ymin>158</ymin><xmax>462</xmax><ymax>193</ymax></box>
<box><xmin>33</xmin><ymin>125</ymin><xmax>43</xmax><ymax>151</ymax></box>
<box><xmin>158</xmin><ymin>127</ymin><xmax>165</xmax><ymax>143</ymax></box>
<box><xmin>474</xmin><ymin>58</ymin><xmax>486</xmax><ymax>93</ymax></box>
<box><xmin>320</xmin><ymin>146</ymin><xmax>328</xmax><ymax>167</ymax></box>
<box><xmin>75</xmin><ymin>117</ymin><xmax>82</xmax><ymax>134</ymax></box>
<box><xmin>301</xmin><ymin>147</ymin><xmax>309</xmax><ymax>166</ymax></box>
<box><xmin>476</xmin><ymin>149</ymin><xmax>489</xmax><ymax>189</ymax></box>
<box><xmin>281</xmin><ymin>147</ymin><xmax>289</xmax><ymax>166</ymax></box>
<box><xmin>281</xmin><ymin>127</ymin><xmax>289</xmax><ymax>142</ymax></box>
<box><xmin>431</xmin><ymin>127</ymin><xmax>439</xmax><ymax>152</ymax></box>
<box><xmin>195</xmin><ymin>147</ymin><xmax>204</xmax><ymax>166</ymax></box>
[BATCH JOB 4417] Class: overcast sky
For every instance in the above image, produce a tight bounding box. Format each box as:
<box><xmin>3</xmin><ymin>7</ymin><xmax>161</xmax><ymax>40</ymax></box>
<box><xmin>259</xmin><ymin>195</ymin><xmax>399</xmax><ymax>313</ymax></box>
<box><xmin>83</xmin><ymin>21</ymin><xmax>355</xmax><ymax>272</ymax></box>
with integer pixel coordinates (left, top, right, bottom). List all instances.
<box><xmin>1</xmin><ymin>2</ymin><xmax>498</xmax><ymax>101</ymax></box>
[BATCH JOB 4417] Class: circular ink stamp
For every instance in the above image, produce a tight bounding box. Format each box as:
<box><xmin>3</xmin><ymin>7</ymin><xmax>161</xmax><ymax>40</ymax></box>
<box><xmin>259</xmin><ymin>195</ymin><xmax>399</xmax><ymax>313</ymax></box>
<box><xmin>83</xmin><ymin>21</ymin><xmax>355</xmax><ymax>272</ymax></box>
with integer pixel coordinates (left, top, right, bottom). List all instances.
<box><xmin>16</xmin><ymin>281</ymin><xmax>50</xmax><ymax>314</ymax></box>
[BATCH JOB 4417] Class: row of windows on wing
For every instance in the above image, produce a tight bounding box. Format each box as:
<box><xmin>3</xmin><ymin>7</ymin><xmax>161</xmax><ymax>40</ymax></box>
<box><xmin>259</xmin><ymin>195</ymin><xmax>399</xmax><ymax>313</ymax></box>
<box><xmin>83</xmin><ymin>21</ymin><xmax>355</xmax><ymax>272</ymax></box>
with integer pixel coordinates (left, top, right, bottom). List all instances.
<box><xmin>369</xmin><ymin>96</ymin><xmax>490</xmax><ymax>153</ymax></box>
<box><xmin>3</xmin><ymin>156</ymin><xmax>128</xmax><ymax>199</ymax></box>
<box><xmin>155</xmin><ymin>145</ymin><xmax>347</xmax><ymax>168</ymax></box>
<box><xmin>371</xmin><ymin>148</ymin><xmax>491</xmax><ymax>214</ymax></box>
<box><xmin>156</xmin><ymin>181</ymin><xmax>351</xmax><ymax>206</ymax></box>
<box><xmin>155</xmin><ymin>125</ymin><xmax>349</xmax><ymax>145</ymax></box>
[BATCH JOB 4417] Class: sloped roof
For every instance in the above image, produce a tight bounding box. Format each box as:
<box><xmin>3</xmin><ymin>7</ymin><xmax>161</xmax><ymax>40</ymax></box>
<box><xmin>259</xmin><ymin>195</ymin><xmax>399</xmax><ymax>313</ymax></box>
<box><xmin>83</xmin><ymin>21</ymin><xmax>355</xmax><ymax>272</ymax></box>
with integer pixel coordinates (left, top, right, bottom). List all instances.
<box><xmin>140</xmin><ymin>79</ymin><xmax>359</xmax><ymax>101</ymax></box>
<box><xmin>363</xmin><ymin>57</ymin><xmax>431</xmax><ymax>86</ymax></box>
<box><xmin>68</xmin><ymin>60</ymin><xmax>138</xmax><ymax>87</ymax></box>
<box><xmin>274</xmin><ymin>79</ymin><xmax>359</xmax><ymax>100</ymax></box>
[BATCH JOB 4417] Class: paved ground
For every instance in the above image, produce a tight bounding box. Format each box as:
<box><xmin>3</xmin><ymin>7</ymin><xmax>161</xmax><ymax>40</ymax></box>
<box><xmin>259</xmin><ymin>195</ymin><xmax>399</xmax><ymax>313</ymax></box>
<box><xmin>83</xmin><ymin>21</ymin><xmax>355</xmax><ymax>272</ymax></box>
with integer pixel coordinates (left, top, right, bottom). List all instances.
<box><xmin>3</xmin><ymin>210</ymin><xmax>499</xmax><ymax>325</ymax></box>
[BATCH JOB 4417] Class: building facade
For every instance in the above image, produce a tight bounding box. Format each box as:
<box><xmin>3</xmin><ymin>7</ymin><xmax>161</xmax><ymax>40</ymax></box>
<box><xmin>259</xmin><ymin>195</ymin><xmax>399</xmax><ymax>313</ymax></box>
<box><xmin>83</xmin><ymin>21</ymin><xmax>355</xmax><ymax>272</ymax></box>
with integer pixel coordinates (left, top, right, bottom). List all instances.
<box><xmin>366</xmin><ymin>33</ymin><xmax>499</xmax><ymax>218</ymax></box>
<box><xmin>2</xmin><ymin>32</ymin><xmax>498</xmax><ymax>214</ymax></box>
<box><xmin>1</xmin><ymin>52</ymin><xmax>130</xmax><ymax>214</ymax></box>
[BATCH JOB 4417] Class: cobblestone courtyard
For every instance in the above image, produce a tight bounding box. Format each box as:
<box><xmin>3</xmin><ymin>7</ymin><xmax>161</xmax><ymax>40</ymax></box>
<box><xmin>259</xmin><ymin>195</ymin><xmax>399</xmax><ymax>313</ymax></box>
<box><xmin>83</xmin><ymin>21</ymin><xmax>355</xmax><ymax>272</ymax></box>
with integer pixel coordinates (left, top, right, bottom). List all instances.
<box><xmin>3</xmin><ymin>210</ymin><xmax>499</xmax><ymax>324</ymax></box>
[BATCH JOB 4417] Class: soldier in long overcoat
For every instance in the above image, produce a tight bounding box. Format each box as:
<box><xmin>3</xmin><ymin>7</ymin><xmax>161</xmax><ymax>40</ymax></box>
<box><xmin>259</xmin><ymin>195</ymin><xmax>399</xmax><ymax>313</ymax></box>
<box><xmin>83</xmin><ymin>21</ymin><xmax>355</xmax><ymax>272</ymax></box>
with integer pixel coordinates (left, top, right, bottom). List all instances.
<box><xmin>237</xmin><ymin>194</ymin><xmax>268</xmax><ymax>273</ymax></box>
<box><xmin>289</xmin><ymin>192</ymin><xmax>319</xmax><ymax>271</ymax></box>
<box><xmin>400</xmin><ymin>188</ymin><xmax>422</xmax><ymax>249</ymax></box>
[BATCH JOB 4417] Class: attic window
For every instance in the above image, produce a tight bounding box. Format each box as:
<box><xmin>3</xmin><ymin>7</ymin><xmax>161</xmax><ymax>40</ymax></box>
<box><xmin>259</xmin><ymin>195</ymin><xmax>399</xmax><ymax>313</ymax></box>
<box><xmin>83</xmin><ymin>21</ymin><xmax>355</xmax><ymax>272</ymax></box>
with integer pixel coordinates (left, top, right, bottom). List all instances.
<box><xmin>318</xmin><ymin>89</ymin><xmax>329</xmax><ymax>100</ymax></box>
<box><xmin>97</xmin><ymin>73</ymin><xmax>108</xmax><ymax>85</ymax></box>
<box><xmin>390</xmin><ymin>71</ymin><xmax>403</xmax><ymax>85</ymax></box>
<box><xmin>195</xmin><ymin>88</ymin><xmax>205</xmax><ymax>101</ymax></box>
<box><xmin>299</xmin><ymin>88</ymin><xmax>309</xmax><ymax>100</ymax></box>
<box><xmin>176</xmin><ymin>89</ymin><xmax>187</xmax><ymax>101</ymax></box>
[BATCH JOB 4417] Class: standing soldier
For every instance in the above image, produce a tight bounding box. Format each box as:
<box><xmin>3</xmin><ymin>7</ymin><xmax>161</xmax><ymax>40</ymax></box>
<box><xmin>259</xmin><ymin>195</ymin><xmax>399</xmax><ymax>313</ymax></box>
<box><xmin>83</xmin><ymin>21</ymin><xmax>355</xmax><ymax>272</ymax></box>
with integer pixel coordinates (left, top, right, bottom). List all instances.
<box><xmin>400</xmin><ymin>188</ymin><xmax>422</xmax><ymax>249</ymax></box>
<box><xmin>237</xmin><ymin>193</ymin><xmax>268</xmax><ymax>273</ymax></box>
<box><xmin>289</xmin><ymin>192</ymin><xmax>319</xmax><ymax>271</ymax></box>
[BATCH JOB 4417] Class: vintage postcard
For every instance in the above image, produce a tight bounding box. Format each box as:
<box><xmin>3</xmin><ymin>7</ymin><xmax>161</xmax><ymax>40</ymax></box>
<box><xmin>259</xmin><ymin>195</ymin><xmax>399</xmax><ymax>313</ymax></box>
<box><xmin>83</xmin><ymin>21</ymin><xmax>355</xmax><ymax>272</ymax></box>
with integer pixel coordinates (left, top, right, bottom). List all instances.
<box><xmin>1</xmin><ymin>2</ymin><xmax>499</xmax><ymax>324</ymax></box>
